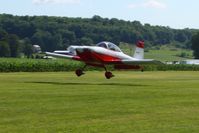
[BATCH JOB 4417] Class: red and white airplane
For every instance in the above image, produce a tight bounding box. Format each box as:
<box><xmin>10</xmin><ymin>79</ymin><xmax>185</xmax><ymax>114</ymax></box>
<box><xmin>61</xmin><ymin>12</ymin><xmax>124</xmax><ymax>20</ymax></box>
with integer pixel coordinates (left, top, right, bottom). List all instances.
<box><xmin>46</xmin><ymin>41</ymin><xmax>162</xmax><ymax>79</ymax></box>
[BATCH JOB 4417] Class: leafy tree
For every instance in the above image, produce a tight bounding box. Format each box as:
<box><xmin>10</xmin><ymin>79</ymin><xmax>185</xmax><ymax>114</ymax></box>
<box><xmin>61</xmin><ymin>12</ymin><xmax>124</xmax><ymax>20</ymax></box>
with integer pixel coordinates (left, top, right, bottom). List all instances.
<box><xmin>80</xmin><ymin>37</ymin><xmax>93</xmax><ymax>45</ymax></box>
<box><xmin>0</xmin><ymin>41</ymin><xmax>10</xmax><ymax>57</ymax></box>
<box><xmin>31</xmin><ymin>30</ymin><xmax>46</xmax><ymax>51</ymax></box>
<box><xmin>0</xmin><ymin>28</ymin><xmax>8</xmax><ymax>40</ymax></box>
<box><xmin>92</xmin><ymin>15</ymin><xmax>103</xmax><ymax>22</ymax></box>
<box><xmin>24</xmin><ymin>43</ymin><xmax>33</xmax><ymax>58</ymax></box>
<box><xmin>191</xmin><ymin>32</ymin><xmax>199</xmax><ymax>58</ymax></box>
<box><xmin>21</xmin><ymin>38</ymin><xmax>33</xmax><ymax>57</ymax></box>
<box><xmin>8</xmin><ymin>34</ymin><xmax>20</xmax><ymax>57</ymax></box>
<box><xmin>174</xmin><ymin>32</ymin><xmax>187</xmax><ymax>42</ymax></box>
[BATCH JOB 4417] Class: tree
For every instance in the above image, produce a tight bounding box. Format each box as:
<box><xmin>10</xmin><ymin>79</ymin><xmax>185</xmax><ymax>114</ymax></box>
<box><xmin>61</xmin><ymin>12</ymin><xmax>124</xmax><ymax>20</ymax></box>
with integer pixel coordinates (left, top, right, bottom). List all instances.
<box><xmin>24</xmin><ymin>43</ymin><xmax>33</xmax><ymax>58</ymax></box>
<box><xmin>80</xmin><ymin>37</ymin><xmax>93</xmax><ymax>45</ymax></box>
<box><xmin>191</xmin><ymin>32</ymin><xmax>199</xmax><ymax>58</ymax></box>
<box><xmin>0</xmin><ymin>28</ymin><xmax>8</xmax><ymax>40</ymax></box>
<box><xmin>0</xmin><ymin>41</ymin><xmax>10</xmax><ymax>57</ymax></box>
<box><xmin>174</xmin><ymin>32</ymin><xmax>187</xmax><ymax>42</ymax></box>
<box><xmin>31</xmin><ymin>31</ymin><xmax>45</xmax><ymax>50</ymax></box>
<box><xmin>22</xmin><ymin>38</ymin><xmax>33</xmax><ymax>57</ymax></box>
<box><xmin>92</xmin><ymin>15</ymin><xmax>103</xmax><ymax>22</ymax></box>
<box><xmin>8</xmin><ymin>34</ymin><xmax>20</xmax><ymax>57</ymax></box>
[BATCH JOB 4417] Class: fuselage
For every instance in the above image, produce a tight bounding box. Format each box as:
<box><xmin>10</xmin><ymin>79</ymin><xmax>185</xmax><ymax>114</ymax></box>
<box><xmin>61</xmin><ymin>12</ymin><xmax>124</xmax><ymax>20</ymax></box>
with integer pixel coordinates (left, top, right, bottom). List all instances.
<box><xmin>65</xmin><ymin>45</ymin><xmax>138</xmax><ymax>63</ymax></box>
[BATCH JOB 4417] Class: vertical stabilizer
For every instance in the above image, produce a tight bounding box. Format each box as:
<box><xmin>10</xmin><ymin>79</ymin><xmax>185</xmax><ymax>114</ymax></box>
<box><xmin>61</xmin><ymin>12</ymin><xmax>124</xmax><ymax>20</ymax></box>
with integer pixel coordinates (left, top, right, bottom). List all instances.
<box><xmin>133</xmin><ymin>41</ymin><xmax>144</xmax><ymax>59</ymax></box>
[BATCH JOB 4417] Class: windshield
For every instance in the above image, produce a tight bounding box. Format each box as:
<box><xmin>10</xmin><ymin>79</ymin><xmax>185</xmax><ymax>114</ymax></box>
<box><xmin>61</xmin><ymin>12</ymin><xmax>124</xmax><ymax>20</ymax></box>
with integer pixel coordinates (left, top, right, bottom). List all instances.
<box><xmin>96</xmin><ymin>42</ymin><xmax>122</xmax><ymax>52</ymax></box>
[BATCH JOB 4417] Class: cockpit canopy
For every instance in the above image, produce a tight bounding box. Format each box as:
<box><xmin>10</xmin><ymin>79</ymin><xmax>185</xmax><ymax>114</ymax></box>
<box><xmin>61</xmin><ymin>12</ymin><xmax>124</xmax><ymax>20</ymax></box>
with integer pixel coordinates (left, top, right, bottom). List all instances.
<box><xmin>96</xmin><ymin>41</ymin><xmax>122</xmax><ymax>52</ymax></box>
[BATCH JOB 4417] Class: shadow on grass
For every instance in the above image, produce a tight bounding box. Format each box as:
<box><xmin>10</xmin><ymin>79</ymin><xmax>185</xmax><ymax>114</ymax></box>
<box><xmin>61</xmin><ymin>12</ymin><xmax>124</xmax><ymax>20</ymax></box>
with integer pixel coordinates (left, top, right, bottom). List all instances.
<box><xmin>27</xmin><ymin>81</ymin><xmax>149</xmax><ymax>87</ymax></box>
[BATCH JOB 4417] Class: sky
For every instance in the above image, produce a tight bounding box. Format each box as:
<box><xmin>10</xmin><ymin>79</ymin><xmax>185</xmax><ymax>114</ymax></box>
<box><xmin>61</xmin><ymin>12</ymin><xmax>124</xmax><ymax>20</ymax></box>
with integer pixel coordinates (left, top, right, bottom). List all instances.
<box><xmin>0</xmin><ymin>0</ymin><xmax>198</xmax><ymax>29</ymax></box>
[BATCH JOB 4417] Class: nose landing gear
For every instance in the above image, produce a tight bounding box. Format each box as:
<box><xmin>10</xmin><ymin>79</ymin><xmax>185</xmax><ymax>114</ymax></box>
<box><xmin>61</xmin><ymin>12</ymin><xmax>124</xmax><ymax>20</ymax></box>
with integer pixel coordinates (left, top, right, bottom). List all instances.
<box><xmin>104</xmin><ymin>66</ymin><xmax>114</xmax><ymax>79</ymax></box>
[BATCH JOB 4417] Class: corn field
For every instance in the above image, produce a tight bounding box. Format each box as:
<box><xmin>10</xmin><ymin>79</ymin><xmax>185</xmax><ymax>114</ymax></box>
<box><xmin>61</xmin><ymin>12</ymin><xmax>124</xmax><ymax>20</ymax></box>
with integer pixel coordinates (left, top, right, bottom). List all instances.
<box><xmin>0</xmin><ymin>58</ymin><xmax>199</xmax><ymax>72</ymax></box>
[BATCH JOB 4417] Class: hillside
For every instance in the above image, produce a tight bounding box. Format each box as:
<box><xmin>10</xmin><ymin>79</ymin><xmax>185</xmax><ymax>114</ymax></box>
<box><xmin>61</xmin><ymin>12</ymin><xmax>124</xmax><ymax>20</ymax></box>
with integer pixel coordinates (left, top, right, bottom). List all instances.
<box><xmin>0</xmin><ymin>14</ymin><xmax>197</xmax><ymax>58</ymax></box>
<box><xmin>145</xmin><ymin>49</ymin><xmax>193</xmax><ymax>61</ymax></box>
<box><xmin>119</xmin><ymin>43</ymin><xmax>193</xmax><ymax>61</ymax></box>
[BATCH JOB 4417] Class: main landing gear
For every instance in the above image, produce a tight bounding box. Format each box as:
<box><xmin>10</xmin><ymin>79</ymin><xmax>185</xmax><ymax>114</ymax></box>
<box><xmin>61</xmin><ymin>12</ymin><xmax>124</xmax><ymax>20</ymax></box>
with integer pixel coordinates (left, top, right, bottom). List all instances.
<box><xmin>105</xmin><ymin>71</ymin><xmax>114</xmax><ymax>79</ymax></box>
<box><xmin>75</xmin><ymin>69</ymin><xmax>85</xmax><ymax>77</ymax></box>
<box><xmin>75</xmin><ymin>65</ymin><xmax>114</xmax><ymax>79</ymax></box>
<box><xmin>75</xmin><ymin>65</ymin><xmax>87</xmax><ymax>77</ymax></box>
<box><xmin>104</xmin><ymin>67</ymin><xmax>114</xmax><ymax>79</ymax></box>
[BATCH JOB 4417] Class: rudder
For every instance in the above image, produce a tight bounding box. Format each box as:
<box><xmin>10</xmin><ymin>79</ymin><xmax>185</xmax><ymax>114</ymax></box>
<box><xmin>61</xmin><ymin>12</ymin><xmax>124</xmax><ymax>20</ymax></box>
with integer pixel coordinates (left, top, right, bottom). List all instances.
<box><xmin>133</xmin><ymin>41</ymin><xmax>144</xmax><ymax>59</ymax></box>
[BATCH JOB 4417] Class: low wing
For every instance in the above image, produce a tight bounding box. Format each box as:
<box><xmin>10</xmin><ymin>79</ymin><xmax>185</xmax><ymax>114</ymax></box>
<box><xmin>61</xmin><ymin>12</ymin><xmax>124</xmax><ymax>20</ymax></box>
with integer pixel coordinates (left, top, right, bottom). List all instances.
<box><xmin>46</xmin><ymin>49</ymin><xmax>164</xmax><ymax>65</ymax></box>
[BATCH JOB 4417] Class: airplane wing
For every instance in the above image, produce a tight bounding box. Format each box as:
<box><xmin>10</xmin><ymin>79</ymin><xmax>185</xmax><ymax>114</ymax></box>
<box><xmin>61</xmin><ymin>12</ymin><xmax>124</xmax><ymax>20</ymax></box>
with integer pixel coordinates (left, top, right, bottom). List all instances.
<box><xmin>45</xmin><ymin>52</ymin><xmax>81</xmax><ymax>60</ymax></box>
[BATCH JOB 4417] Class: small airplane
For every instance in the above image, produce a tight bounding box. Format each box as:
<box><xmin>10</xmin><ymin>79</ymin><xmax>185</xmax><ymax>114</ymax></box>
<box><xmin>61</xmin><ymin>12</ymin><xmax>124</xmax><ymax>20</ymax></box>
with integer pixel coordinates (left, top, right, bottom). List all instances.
<box><xmin>46</xmin><ymin>41</ymin><xmax>162</xmax><ymax>79</ymax></box>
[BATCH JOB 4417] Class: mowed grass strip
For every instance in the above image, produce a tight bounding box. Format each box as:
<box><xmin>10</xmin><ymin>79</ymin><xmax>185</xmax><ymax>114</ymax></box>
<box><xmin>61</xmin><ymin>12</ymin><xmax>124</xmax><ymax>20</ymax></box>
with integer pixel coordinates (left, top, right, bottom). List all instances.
<box><xmin>0</xmin><ymin>71</ymin><xmax>199</xmax><ymax>133</ymax></box>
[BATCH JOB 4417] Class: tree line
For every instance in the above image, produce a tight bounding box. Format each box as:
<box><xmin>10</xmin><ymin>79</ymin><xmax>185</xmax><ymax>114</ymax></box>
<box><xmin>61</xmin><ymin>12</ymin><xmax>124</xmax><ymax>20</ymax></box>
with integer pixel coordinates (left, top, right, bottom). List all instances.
<box><xmin>0</xmin><ymin>14</ymin><xmax>198</xmax><ymax>57</ymax></box>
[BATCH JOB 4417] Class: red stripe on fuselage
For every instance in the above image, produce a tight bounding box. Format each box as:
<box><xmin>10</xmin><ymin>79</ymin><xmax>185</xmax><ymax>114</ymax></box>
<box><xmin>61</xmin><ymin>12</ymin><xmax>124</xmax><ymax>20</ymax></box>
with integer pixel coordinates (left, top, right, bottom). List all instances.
<box><xmin>76</xmin><ymin>49</ymin><xmax>121</xmax><ymax>64</ymax></box>
<box><xmin>75</xmin><ymin>49</ymin><xmax>142</xmax><ymax>70</ymax></box>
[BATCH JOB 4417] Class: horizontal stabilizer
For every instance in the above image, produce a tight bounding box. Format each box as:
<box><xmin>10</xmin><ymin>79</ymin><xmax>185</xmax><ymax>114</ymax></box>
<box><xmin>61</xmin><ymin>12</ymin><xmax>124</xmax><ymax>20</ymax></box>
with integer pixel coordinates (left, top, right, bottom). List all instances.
<box><xmin>122</xmin><ymin>59</ymin><xmax>164</xmax><ymax>65</ymax></box>
<box><xmin>54</xmin><ymin>50</ymin><xmax>71</xmax><ymax>55</ymax></box>
<box><xmin>45</xmin><ymin>52</ymin><xmax>74</xmax><ymax>59</ymax></box>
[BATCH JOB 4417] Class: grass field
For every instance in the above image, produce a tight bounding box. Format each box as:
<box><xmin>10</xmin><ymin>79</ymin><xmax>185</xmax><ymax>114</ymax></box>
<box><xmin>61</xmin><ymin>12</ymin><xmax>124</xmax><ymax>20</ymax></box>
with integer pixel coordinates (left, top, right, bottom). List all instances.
<box><xmin>0</xmin><ymin>71</ymin><xmax>199</xmax><ymax>133</ymax></box>
<box><xmin>120</xmin><ymin>43</ymin><xmax>193</xmax><ymax>62</ymax></box>
<box><xmin>145</xmin><ymin>49</ymin><xmax>193</xmax><ymax>61</ymax></box>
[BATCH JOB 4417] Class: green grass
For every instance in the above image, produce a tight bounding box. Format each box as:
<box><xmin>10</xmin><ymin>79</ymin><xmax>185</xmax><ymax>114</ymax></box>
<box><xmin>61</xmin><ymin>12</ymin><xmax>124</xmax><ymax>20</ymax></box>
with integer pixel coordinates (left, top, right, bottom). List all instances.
<box><xmin>119</xmin><ymin>43</ymin><xmax>193</xmax><ymax>62</ymax></box>
<box><xmin>0</xmin><ymin>71</ymin><xmax>199</xmax><ymax>133</ymax></box>
<box><xmin>145</xmin><ymin>49</ymin><xmax>193</xmax><ymax>61</ymax></box>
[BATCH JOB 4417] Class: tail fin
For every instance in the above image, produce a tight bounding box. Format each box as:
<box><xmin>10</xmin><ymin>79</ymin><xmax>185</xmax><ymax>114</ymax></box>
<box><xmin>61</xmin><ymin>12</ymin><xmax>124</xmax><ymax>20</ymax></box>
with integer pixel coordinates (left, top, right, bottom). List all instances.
<box><xmin>133</xmin><ymin>41</ymin><xmax>144</xmax><ymax>59</ymax></box>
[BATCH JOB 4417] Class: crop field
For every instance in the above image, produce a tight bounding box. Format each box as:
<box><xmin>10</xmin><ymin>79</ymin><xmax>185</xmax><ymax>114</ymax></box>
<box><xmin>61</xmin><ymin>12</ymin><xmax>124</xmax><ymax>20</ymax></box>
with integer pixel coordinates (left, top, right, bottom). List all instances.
<box><xmin>0</xmin><ymin>71</ymin><xmax>199</xmax><ymax>133</ymax></box>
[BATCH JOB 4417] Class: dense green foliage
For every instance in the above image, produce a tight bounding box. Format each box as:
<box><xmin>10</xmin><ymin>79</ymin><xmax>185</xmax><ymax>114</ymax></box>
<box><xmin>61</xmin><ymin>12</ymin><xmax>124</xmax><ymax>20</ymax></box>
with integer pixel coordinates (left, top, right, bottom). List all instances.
<box><xmin>191</xmin><ymin>32</ymin><xmax>199</xmax><ymax>58</ymax></box>
<box><xmin>1</xmin><ymin>71</ymin><xmax>199</xmax><ymax>132</ymax></box>
<box><xmin>1</xmin><ymin>58</ymin><xmax>199</xmax><ymax>72</ymax></box>
<box><xmin>0</xmin><ymin>14</ymin><xmax>197</xmax><ymax>57</ymax></box>
<box><xmin>0</xmin><ymin>28</ymin><xmax>33</xmax><ymax>57</ymax></box>
<box><xmin>0</xmin><ymin>58</ymin><xmax>82</xmax><ymax>72</ymax></box>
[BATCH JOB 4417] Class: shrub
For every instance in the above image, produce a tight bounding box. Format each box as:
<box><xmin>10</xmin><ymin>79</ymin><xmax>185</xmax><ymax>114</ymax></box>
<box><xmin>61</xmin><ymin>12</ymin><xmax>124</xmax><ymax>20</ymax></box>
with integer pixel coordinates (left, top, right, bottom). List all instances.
<box><xmin>1</xmin><ymin>58</ymin><xmax>199</xmax><ymax>72</ymax></box>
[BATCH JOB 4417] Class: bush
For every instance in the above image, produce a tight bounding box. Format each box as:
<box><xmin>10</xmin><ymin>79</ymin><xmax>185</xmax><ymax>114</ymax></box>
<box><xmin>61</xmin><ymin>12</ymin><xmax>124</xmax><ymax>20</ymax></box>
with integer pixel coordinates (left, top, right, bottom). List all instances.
<box><xmin>1</xmin><ymin>58</ymin><xmax>199</xmax><ymax>72</ymax></box>
<box><xmin>0</xmin><ymin>58</ymin><xmax>83</xmax><ymax>72</ymax></box>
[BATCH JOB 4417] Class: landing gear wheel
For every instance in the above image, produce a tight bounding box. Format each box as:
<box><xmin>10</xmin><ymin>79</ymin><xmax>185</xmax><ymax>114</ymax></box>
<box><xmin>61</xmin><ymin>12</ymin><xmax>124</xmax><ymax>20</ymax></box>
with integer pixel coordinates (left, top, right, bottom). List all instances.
<box><xmin>75</xmin><ymin>69</ymin><xmax>84</xmax><ymax>77</ymax></box>
<box><xmin>105</xmin><ymin>72</ymin><xmax>114</xmax><ymax>79</ymax></box>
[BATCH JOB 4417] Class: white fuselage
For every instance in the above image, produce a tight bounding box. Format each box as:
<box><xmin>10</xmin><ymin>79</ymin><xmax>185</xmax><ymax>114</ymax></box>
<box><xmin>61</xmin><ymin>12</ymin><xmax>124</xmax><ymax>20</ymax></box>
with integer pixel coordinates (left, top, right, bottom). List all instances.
<box><xmin>67</xmin><ymin>45</ymin><xmax>139</xmax><ymax>61</ymax></box>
